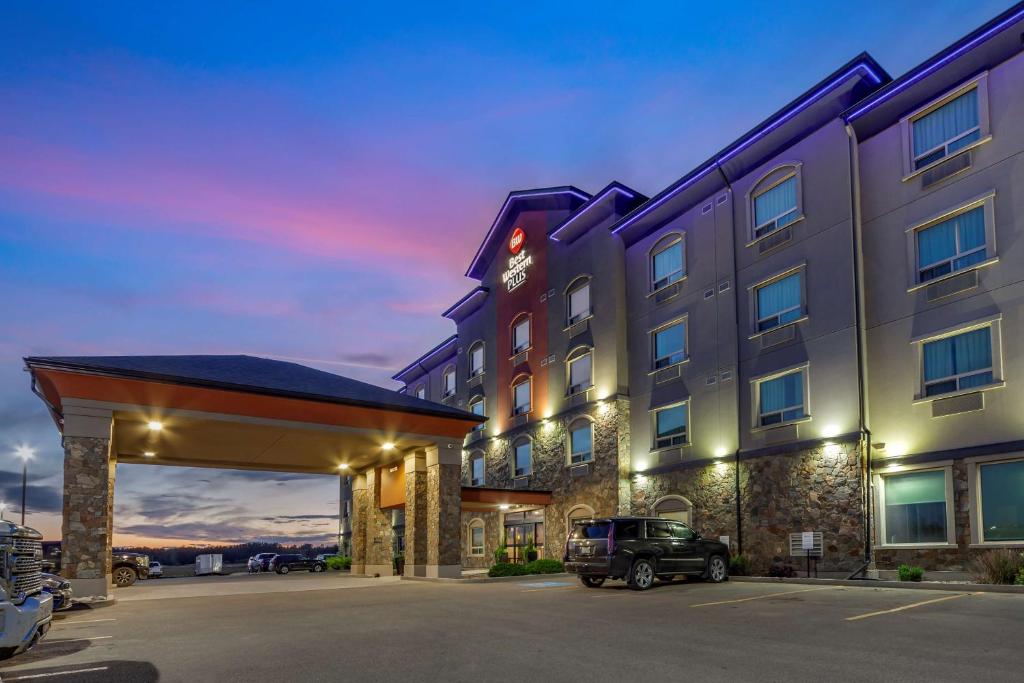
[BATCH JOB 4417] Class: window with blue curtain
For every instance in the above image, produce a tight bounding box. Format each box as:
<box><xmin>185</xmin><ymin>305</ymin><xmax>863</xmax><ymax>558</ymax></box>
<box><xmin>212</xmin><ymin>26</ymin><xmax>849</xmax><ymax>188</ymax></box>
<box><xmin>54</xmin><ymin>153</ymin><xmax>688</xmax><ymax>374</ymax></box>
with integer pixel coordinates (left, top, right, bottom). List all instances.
<box><xmin>753</xmin><ymin>175</ymin><xmax>798</xmax><ymax>238</ymax></box>
<box><xmin>883</xmin><ymin>470</ymin><xmax>948</xmax><ymax>544</ymax></box>
<box><xmin>654</xmin><ymin>403</ymin><xmax>687</xmax><ymax>448</ymax></box>
<box><xmin>651</xmin><ymin>239</ymin><xmax>684</xmax><ymax>289</ymax></box>
<box><xmin>916</xmin><ymin>206</ymin><xmax>986</xmax><ymax>283</ymax></box>
<box><xmin>514</xmin><ymin>440</ymin><xmax>532</xmax><ymax>476</ymax></box>
<box><xmin>653</xmin><ymin>322</ymin><xmax>686</xmax><ymax>368</ymax></box>
<box><xmin>471</xmin><ymin>455</ymin><xmax>485</xmax><ymax>486</ymax></box>
<box><xmin>912</xmin><ymin>88</ymin><xmax>980</xmax><ymax>169</ymax></box>
<box><xmin>923</xmin><ymin>326</ymin><xmax>993</xmax><ymax>396</ymax></box>
<box><xmin>757</xmin><ymin>272</ymin><xmax>802</xmax><ymax>331</ymax></box>
<box><xmin>980</xmin><ymin>460</ymin><xmax>1024</xmax><ymax>542</ymax></box>
<box><xmin>758</xmin><ymin>370</ymin><xmax>805</xmax><ymax>426</ymax></box>
<box><xmin>570</xmin><ymin>421</ymin><xmax>593</xmax><ymax>464</ymax></box>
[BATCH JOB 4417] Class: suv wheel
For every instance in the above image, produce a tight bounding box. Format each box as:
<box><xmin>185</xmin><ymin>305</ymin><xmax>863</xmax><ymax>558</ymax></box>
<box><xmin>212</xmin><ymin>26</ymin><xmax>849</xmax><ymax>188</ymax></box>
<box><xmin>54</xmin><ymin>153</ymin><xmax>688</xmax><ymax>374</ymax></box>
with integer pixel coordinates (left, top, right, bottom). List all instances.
<box><xmin>279</xmin><ymin>565</ymin><xmax>290</xmax><ymax>575</ymax></box>
<box><xmin>707</xmin><ymin>555</ymin><xmax>728</xmax><ymax>583</ymax></box>
<box><xmin>312</xmin><ymin>563</ymin><xmax>324</xmax><ymax>573</ymax></box>
<box><xmin>579</xmin><ymin>576</ymin><xmax>605</xmax><ymax>588</ymax></box>
<box><xmin>113</xmin><ymin>566</ymin><xmax>137</xmax><ymax>587</ymax></box>
<box><xmin>627</xmin><ymin>558</ymin><xmax>655</xmax><ymax>591</ymax></box>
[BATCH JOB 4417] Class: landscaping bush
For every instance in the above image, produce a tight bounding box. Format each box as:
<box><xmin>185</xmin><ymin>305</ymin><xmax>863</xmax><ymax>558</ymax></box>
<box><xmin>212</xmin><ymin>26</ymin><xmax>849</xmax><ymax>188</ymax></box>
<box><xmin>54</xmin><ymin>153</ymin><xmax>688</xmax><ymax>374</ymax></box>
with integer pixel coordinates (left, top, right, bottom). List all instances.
<box><xmin>970</xmin><ymin>549</ymin><xmax>1024</xmax><ymax>585</ymax></box>
<box><xmin>768</xmin><ymin>562</ymin><xmax>796</xmax><ymax>578</ymax></box>
<box><xmin>524</xmin><ymin>559</ymin><xmax>564</xmax><ymax>574</ymax></box>
<box><xmin>729</xmin><ymin>555</ymin><xmax>752</xmax><ymax>577</ymax></box>
<box><xmin>897</xmin><ymin>564</ymin><xmax>924</xmax><ymax>582</ymax></box>
<box><xmin>1016</xmin><ymin>568</ymin><xmax>1024</xmax><ymax>586</ymax></box>
<box><xmin>488</xmin><ymin>562</ymin><xmax>528</xmax><ymax>578</ymax></box>
<box><xmin>325</xmin><ymin>556</ymin><xmax>351</xmax><ymax>571</ymax></box>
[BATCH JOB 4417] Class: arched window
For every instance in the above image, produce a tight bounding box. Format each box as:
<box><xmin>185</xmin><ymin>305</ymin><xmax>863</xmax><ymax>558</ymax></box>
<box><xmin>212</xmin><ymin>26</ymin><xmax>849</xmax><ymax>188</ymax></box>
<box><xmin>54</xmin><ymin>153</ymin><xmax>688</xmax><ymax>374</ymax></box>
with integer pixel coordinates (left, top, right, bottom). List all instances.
<box><xmin>650</xmin><ymin>233</ymin><xmax>685</xmax><ymax>292</ymax></box>
<box><xmin>566</xmin><ymin>276</ymin><xmax>592</xmax><ymax>325</ymax></box>
<box><xmin>512</xmin><ymin>435</ymin><xmax>532</xmax><ymax>477</ymax></box>
<box><xmin>567</xmin><ymin>416</ymin><xmax>593</xmax><ymax>464</ymax></box>
<box><xmin>468</xmin><ymin>341</ymin><xmax>485</xmax><ymax>378</ymax></box>
<box><xmin>511</xmin><ymin>374</ymin><xmax>532</xmax><ymax>416</ymax></box>
<box><xmin>566</xmin><ymin>504</ymin><xmax>595</xmax><ymax>531</ymax></box>
<box><xmin>566</xmin><ymin>346</ymin><xmax>593</xmax><ymax>395</ymax></box>
<box><xmin>653</xmin><ymin>495</ymin><xmax>693</xmax><ymax>524</ymax></box>
<box><xmin>441</xmin><ymin>365</ymin><xmax>456</xmax><ymax>398</ymax></box>
<box><xmin>468</xmin><ymin>450</ymin><xmax>485</xmax><ymax>486</ymax></box>
<box><xmin>511</xmin><ymin>313</ymin><xmax>531</xmax><ymax>355</ymax></box>
<box><xmin>748</xmin><ymin>163</ymin><xmax>803</xmax><ymax>241</ymax></box>
<box><xmin>467</xmin><ymin>518</ymin><xmax>485</xmax><ymax>556</ymax></box>
<box><xmin>414</xmin><ymin>384</ymin><xmax>426</xmax><ymax>400</ymax></box>
<box><xmin>468</xmin><ymin>395</ymin><xmax>486</xmax><ymax>432</ymax></box>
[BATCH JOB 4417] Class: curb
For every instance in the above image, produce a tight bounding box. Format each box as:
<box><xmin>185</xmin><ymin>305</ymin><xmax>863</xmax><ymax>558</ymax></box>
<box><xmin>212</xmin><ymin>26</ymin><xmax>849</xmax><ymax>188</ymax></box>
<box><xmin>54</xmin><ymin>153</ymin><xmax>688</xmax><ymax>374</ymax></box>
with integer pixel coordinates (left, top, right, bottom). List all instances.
<box><xmin>401</xmin><ymin>572</ymin><xmax>574</xmax><ymax>584</ymax></box>
<box><xmin>732</xmin><ymin>576</ymin><xmax>1024</xmax><ymax>594</ymax></box>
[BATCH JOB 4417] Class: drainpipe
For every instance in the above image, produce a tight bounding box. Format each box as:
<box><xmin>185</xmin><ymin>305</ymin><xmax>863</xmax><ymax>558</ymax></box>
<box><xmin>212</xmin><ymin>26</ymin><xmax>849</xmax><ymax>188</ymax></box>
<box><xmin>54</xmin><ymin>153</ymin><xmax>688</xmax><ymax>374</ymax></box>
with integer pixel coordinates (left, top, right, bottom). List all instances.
<box><xmin>845</xmin><ymin>122</ymin><xmax>873</xmax><ymax>570</ymax></box>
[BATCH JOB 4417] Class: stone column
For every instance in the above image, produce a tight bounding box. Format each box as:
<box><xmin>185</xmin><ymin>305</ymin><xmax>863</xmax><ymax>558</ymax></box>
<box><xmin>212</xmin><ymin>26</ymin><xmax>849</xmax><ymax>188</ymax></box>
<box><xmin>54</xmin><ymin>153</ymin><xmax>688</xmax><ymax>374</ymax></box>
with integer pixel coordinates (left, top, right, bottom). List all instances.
<box><xmin>363</xmin><ymin>468</ymin><xmax>394</xmax><ymax>576</ymax></box>
<box><xmin>61</xmin><ymin>405</ymin><xmax>115</xmax><ymax>600</ymax></box>
<box><xmin>426</xmin><ymin>444</ymin><xmax>462</xmax><ymax>579</ymax></box>
<box><xmin>350</xmin><ymin>474</ymin><xmax>368</xmax><ymax>575</ymax></box>
<box><xmin>339</xmin><ymin>475</ymin><xmax>352</xmax><ymax>557</ymax></box>
<box><xmin>404</xmin><ymin>450</ymin><xmax>428</xmax><ymax>577</ymax></box>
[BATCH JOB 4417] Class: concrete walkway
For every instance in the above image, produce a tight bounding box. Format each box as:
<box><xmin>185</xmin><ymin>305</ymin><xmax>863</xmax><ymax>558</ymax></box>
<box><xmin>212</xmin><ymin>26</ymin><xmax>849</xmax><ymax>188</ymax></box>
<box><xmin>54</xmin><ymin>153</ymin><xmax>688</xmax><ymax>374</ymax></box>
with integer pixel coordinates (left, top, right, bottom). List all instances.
<box><xmin>114</xmin><ymin>571</ymin><xmax>401</xmax><ymax>602</ymax></box>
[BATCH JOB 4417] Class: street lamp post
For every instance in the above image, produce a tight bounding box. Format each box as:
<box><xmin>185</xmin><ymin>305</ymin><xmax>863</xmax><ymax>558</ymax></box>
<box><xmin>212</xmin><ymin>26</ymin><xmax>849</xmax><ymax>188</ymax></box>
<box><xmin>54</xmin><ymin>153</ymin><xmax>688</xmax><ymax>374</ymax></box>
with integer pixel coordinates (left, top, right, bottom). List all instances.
<box><xmin>14</xmin><ymin>446</ymin><xmax>34</xmax><ymax>526</ymax></box>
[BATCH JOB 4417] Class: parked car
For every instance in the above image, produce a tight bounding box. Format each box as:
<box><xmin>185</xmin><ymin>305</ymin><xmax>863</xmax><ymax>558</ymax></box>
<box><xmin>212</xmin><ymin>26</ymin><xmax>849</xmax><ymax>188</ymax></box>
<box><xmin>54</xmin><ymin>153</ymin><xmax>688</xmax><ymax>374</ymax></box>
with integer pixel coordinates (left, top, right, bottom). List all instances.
<box><xmin>40</xmin><ymin>573</ymin><xmax>72</xmax><ymax>611</ymax></box>
<box><xmin>563</xmin><ymin>517</ymin><xmax>729</xmax><ymax>591</ymax></box>
<box><xmin>253</xmin><ymin>553</ymin><xmax>277</xmax><ymax>571</ymax></box>
<box><xmin>148</xmin><ymin>561</ymin><xmax>163</xmax><ymax>578</ymax></box>
<box><xmin>112</xmin><ymin>551</ymin><xmax>150</xmax><ymax>587</ymax></box>
<box><xmin>315</xmin><ymin>554</ymin><xmax>338</xmax><ymax>562</ymax></box>
<box><xmin>269</xmin><ymin>554</ymin><xmax>325</xmax><ymax>574</ymax></box>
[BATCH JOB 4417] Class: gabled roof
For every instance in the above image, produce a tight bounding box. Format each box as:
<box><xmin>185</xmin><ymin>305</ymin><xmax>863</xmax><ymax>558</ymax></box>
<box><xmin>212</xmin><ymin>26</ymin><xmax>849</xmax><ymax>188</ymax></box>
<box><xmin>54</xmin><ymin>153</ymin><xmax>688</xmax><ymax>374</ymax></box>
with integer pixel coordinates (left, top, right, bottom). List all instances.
<box><xmin>442</xmin><ymin>286</ymin><xmax>489</xmax><ymax>322</ymax></box>
<box><xmin>548</xmin><ymin>181</ymin><xmax>648</xmax><ymax>243</ymax></box>
<box><xmin>24</xmin><ymin>354</ymin><xmax>480</xmax><ymax>422</ymax></box>
<box><xmin>465</xmin><ymin>186</ymin><xmax>590</xmax><ymax>279</ymax></box>
<box><xmin>391</xmin><ymin>335</ymin><xmax>458</xmax><ymax>383</ymax></box>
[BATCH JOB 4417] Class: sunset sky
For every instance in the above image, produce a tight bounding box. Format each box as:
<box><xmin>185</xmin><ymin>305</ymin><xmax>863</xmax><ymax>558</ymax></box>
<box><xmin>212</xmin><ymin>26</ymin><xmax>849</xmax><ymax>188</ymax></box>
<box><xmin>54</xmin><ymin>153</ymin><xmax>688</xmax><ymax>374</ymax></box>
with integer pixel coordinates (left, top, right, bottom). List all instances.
<box><xmin>0</xmin><ymin>1</ymin><xmax>1008</xmax><ymax>546</ymax></box>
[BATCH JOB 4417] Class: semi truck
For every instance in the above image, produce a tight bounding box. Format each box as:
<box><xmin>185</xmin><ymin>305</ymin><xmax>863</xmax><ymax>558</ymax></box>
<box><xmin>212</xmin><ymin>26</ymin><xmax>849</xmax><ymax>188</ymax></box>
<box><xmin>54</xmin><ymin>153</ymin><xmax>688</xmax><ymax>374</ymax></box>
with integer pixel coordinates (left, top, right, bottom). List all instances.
<box><xmin>0</xmin><ymin>521</ymin><xmax>53</xmax><ymax>660</ymax></box>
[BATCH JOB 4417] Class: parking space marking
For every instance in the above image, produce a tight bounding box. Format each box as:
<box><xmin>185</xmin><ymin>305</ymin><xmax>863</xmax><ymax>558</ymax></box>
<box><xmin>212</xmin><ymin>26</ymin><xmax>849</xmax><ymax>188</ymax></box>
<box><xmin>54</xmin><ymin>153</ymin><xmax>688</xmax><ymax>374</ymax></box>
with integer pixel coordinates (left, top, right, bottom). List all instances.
<box><xmin>57</xmin><ymin>618</ymin><xmax>115</xmax><ymax>626</ymax></box>
<box><xmin>39</xmin><ymin>636</ymin><xmax>112</xmax><ymax>645</ymax></box>
<box><xmin>690</xmin><ymin>586</ymin><xmax>839</xmax><ymax>607</ymax></box>
<box><xmin>845</xmin><ymin>591</ymin><xmax>976</xmax><ymax>621</ymax></box>
<box><xmin>5</xmin><ymin>668</ymin><xmax>109</xmax><ymax>680</ymax></box>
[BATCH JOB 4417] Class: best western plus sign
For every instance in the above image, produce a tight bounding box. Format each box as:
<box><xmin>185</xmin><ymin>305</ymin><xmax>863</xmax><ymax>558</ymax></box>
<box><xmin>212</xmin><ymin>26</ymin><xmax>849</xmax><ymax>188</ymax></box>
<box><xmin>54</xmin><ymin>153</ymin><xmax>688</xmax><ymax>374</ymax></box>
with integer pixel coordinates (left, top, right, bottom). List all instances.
<box><xmin>501</xmin><ymin>227</ymin><xmax>533</xmax><ymax>292</ymax></box>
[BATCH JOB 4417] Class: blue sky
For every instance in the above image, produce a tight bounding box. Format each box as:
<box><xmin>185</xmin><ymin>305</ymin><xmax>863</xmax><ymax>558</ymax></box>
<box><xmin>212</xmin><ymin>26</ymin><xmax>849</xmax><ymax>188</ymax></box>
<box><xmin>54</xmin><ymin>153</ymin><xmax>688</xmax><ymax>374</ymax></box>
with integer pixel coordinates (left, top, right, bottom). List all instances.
<box><xmin>0</xmin><ymin>1</ymin><xmax>1010</xmax><ymax>544</ymax></box>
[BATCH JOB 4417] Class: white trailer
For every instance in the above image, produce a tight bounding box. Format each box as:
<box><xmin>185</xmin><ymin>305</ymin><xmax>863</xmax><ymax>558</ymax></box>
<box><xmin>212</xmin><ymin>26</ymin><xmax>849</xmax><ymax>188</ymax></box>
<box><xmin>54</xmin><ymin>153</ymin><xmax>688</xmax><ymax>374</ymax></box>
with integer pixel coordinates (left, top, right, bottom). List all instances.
<box><xmin>194</xmin><ymin>554</ymin><xmax>224</xmax><ymax>576</ymax></box>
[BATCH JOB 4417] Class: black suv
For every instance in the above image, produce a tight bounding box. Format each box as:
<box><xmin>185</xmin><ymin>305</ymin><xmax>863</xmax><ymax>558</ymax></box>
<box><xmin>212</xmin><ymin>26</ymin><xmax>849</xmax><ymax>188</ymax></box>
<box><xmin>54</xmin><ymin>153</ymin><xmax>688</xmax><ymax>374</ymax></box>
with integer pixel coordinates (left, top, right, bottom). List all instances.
<box><xmin>564</xmin><ymin>517</ymin><xmax>729</xmax><ymax>590</ymax></box>
<box><xmin>269</xmin><ymin>554</ymin><xmax>326</xmax><ymax>574</ymax></box>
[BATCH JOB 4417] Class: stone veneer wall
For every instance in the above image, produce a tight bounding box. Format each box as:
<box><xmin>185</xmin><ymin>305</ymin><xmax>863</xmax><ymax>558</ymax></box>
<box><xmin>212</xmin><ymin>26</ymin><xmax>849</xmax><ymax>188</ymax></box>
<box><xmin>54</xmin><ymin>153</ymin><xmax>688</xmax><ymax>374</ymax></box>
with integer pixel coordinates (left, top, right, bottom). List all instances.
<box><xmin>62</xmin><ymin>436</ymin><xmax>115</xmax><ymax>582</ymax></box>
<box><xmin>364</xmin><ymin>469</ymin><xmax>395</xmax><ymax>573</ymax></box>
<box><xmin>460</xmin><ymin>510</ymin><xmax>501</xmax><ymax>568</ymax></box>
<box><xmin>427</xmin><ymin>462</ymin><xmax>462</xmax><ymax>568</ymax></box>
<box><xmin>631</xmin><ymin>460</ymin><xmax>738</xmax><ymax>550</ymax></box>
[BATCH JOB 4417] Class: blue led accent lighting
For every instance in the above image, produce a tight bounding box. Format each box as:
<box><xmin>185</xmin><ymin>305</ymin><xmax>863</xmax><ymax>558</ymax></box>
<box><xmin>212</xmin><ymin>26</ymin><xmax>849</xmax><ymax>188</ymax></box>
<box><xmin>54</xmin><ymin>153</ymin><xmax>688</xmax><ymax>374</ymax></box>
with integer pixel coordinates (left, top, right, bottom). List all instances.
<box><xmin>441</xmin><ymin>286</ymin><xmax>489</xmax><ymax>320</ymax></box>
<box><xmin>391</xmin><ymin>335</ymin><xmax>458</xmax><ymax>381</ymax></box>
<box><xmin>549</xmin><ymin>185</ymin><xmax>637</xmax><ymax>242</ymax></box>
<box><xmin>611</xmin><ymin>62</ymin><xmax>882</xmax><ymax>235</ymax></box>
<box><xmin>846</xmin><ymin>6</ymin><xmax>1024</xmax><ymax>121</ymax></box>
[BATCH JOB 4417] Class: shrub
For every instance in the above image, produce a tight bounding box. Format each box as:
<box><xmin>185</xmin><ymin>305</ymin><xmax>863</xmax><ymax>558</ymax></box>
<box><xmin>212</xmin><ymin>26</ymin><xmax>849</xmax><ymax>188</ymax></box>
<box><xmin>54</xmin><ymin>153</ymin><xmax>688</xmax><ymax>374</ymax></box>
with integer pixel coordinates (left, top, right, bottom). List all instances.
<box><xmin>729</xmin><ymin>555</ymin><xmax>752</xmax><ymax>577</ymax></box>
<box><xmin>970</xmin><ymin>549</ymin><xmax>1024</xmax><ymax>585</ymax></box>
<box><xmin>897</xmin><ymin>564</ymin><xmax>924</xmax><ymax>582</ymax></box>
<box><xmin>768</xmin><ymin>562</ymin><xmax>796</xmax><ymax>578</ymax></box>
<box><xmin>325</xmin><ymin>556</ymin><xmax>351</xmax><ymax>571</ymax></box>
<box><xmin>1016</xmin><ymin>568</ymin><xmax>1024</xmax><ymax>586</ymax></box>
<box><xmin>524</xmin><ymin>559</ymin><xmax>564</xmax><ymax>574</ymax></box>
<box><xmin>494</xmin><ymin>544</ymin><xmax>509</xmax><ymax>564</ymax></box>
<box><xmin>488</xmin><ymin>562</ymin><xmax>528</xmax><ymax>578</ymax></box>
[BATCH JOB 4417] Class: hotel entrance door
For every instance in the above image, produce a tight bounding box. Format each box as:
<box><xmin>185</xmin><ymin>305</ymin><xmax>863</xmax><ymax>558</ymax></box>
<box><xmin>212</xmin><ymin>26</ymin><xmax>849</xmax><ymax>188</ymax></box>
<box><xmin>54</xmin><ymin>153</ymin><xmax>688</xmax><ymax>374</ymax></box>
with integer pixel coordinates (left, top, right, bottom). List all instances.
<box><xmin>503</xmin><ymin>509</ymin><xmax>544</xmax><ymax>563</ymax></box>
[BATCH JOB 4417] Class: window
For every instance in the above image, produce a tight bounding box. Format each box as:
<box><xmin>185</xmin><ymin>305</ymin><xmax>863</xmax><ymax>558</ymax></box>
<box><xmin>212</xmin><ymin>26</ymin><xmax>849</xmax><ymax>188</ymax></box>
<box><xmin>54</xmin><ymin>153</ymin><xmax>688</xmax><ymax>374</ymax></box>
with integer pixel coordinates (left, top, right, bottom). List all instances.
<box><xmin>469</xmin><ymin>521</ymin><xmax>484</xmax><ymax>556</ymax></box>
<box><xmin>512</xmin><ymin>376</ymin><xmax>531</xmax><ymax>416</ymax></box>
<box><xmin>512</xmin><ymin>316</ymin><xmax>530</xmax><ymax>354</ymax></box>
<box><xmin>978</xmin><ymin>459</ymin><xmax>1024</xmax><ymax>542</ymax></box>
<box><xmin>916</xmin><ymin>206</ymin><xmax>986</xmax><ymax>284</ymax></box>
<box><xmin>415</xmin><ymin>385</ymin><xmax>426</xmax><ymax>400</ymax></box>
<box><xmin>468</xmin><ymin>342</ymin><xmax>484</xmax><ymax>378</ymax></box>
<box><xmin>469</xmin><ymin>451</ymin><xmax>485</xmax><ymax>486</ymax></box>
<box><xmin>567</xmin><ymin>278</ymin><xmax>591</xmax><ymax>325</ymax></box>
<box><xmin>922</xmin><ymin>326</ymin><xmax>993</xmax><ymax>397</ymax></box>
<box><xmin>567</xmin><ymin>348</ymin><xmax>593</xmax><ymax>395</ymax></box>
<box><xmin>756</xmin><ymin>272</ymin><xmax>802</xmax><ymax>332</ymax></box>
<box><xmin>912</xmin><ymin>87</ymin><xmax>980</xmax><ymax>170</ymax></box>
<box><xmin>669</xmin><ymin>522</ymin><xmax>696</xmax><ymax>540</ymax></box>
<box><xmin>442</xmin><ymin>366</ymin><xmax>456</xmax><ymax>398</ymax></box>
<box><xmin>757</xmin><ymin>369</ymin><xmax>806</xmax><ymax>426</ymax></box>
<box><xmin>654</xmin><ymin>496</ymin><xmax>692</xmax><ymax>524</ymax></box>
<box><xmin>753</xmin><ymin>175</ymin><xmax>799</xmax><ymax>239</ymax></box>
<box><xmin>646</xmin><ymin>520</ymin><xmax>673</xmax><ymax>539</ymax></box>
<box><xmin>653</xmin><ymin>403</ymin><xmax>687</xmax><ymax>449</ymax></box>
<box><xmin>513</xmin><ymin>438</ymin><xmax>532</xmax><ymax>477</ymax></box>
<box><xmin>881</xmin><ymin>469</ymin><xmax>948</xmax><ymax>545</ymax></box>
<box><xmin>613</xmin><ymin>519</ymin><xmax>640</xmax><ymax>539</ymax></box>
<box><xmin>468</xmin><ymin>396</ymin><xmax>486</xmax><ymax>431</ymax></box>
<box><xmin>652</xmin><ymin>321</ymin><xmax>686</xmax><ymax>369</ymax></box>
<box><xmin>650</xmin><ymin>235</ymin><xmax>684</xmax><ymax>291</ymax></box>
<box><xmin>568</xmin><ymin>418</ymin><xmax>593</xmax><ymax>464</ymax></box>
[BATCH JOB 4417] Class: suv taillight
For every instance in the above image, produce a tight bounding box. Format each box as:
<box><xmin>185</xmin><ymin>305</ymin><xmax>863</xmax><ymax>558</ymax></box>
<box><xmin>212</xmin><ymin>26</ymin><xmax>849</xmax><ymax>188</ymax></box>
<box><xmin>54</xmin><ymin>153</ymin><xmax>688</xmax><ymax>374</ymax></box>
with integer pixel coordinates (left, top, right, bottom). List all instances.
<box><xmin>607</xmin><ymin>523</ymin><xmax>615</xmax><ymax>555</ymax></box>
<box><xmin>563</xmin><ymin>531</ymin><xmax>571</xmax><ymax>562</ymax></box>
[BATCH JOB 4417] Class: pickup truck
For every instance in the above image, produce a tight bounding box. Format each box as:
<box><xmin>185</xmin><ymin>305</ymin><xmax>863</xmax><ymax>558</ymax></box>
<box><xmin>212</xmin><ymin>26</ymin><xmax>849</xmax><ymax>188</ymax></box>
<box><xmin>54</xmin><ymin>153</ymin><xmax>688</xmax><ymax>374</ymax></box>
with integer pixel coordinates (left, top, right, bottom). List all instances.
<box><xmin>0</xmin><ymin>521</ymin><xmax>53</xmax><ymax>660</ymax></box>
<box><xmin>112</xmin><ymin>551</ymin><xmax>150</xmax><ymax>587</ymax></box>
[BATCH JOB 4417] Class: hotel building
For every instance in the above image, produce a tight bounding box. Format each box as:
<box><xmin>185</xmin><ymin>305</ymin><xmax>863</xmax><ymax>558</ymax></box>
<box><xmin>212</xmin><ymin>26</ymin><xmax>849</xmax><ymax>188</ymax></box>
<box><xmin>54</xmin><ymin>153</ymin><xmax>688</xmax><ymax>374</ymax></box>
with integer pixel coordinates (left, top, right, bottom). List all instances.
<box><xmin>395</xmin><ymin>4</ymin><xmax>1024</xmax><ymax>574</ymax></box>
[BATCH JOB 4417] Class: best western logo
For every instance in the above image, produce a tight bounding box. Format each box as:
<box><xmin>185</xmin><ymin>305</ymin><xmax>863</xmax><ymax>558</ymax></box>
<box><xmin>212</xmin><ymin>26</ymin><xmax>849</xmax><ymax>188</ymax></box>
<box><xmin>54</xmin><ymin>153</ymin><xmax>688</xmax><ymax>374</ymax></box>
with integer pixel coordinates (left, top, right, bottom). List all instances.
<box><xmin>508</xmin><ymin>227</ymin><xmax>525</xmax><ymax>255</ymax></box>
<box><xmin>502</xmin><ymin>228</ymin><xmax>532</xmax><ymax>292</ymax></box>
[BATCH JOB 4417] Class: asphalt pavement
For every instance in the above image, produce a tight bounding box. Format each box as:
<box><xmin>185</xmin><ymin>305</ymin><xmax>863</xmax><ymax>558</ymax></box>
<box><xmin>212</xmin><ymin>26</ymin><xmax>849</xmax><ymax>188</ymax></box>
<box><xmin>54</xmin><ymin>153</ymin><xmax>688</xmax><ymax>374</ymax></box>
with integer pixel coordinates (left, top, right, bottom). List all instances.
<box><xmin>1</xmin><ymin>574</ymin><xmax>1021</xmax><ymax>682</ymax></box>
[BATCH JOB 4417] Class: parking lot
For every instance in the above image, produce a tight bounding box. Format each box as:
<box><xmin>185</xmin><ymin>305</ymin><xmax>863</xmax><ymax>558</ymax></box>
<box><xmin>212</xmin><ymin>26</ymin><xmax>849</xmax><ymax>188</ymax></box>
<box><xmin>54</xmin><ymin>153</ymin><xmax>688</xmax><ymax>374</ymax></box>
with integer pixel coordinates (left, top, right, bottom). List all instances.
<box><xmin>1</xmin><ymin>576</ymin><xmax>1021</xmax><ymax>682</ymax></box>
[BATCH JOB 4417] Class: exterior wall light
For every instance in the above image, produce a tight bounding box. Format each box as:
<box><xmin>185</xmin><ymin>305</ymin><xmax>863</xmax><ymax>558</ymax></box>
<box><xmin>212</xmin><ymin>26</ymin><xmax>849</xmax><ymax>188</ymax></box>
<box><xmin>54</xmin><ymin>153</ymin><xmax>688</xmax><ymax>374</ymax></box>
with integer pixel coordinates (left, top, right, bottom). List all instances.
<box><xmin>147</xmin><ymin>421</ymin><xmax>163</xmax><ymax>431</ymax></box>
<box><xmin>142</xmin><ymin>451</ymin><xmax>156</xmax><ymax>457</ymax></box>
<box><xmin>714</xmin><ymin>447</ymin><xmax>728</xmax><ymax>458</ymax></box>
<box><xmin>499</xmin><ymin>504</ymin><xmax>510</xmax><ymax>510</ymax></box>
<box><xmin>381</xmin><ymin>442</ymin><xmax>395</xmax><ymax>451</ymax></box>
<box><xmin>337</xmin><ymin>463</ymin><xmax>350</xmax><ymax>470</ymax></box>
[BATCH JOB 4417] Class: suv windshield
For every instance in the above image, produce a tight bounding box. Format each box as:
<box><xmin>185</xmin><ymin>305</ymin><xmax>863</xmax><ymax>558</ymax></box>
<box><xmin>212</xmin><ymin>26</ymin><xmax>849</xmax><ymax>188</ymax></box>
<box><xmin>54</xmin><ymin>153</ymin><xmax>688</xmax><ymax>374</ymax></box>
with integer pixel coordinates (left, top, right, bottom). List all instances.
<box><xmin>570</xmin><ymin>522</ymin><xmax>610</xmax><ymax>539</ymax></box>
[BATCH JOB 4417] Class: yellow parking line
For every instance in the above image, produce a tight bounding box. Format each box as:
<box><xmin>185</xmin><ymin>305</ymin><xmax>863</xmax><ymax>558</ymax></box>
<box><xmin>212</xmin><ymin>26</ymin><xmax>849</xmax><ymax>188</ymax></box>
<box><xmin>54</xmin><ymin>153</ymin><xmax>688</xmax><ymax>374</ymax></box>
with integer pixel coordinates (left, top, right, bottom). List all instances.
<box><xmin>691</xmin><ymin>586</ymin><xmax>839</xmax><ymax>607</ymax></box>
<box><xmin>845</xmin><ymin>591</ymin><xmax>976</xmax><ymax>621</ymax></box>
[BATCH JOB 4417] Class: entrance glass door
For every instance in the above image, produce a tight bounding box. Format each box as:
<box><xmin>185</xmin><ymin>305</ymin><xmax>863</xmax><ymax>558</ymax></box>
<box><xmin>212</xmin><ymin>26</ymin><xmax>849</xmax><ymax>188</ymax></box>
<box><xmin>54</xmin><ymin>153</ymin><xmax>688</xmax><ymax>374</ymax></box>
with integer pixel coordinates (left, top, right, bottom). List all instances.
<box><xmin>503</xmin><ymin>509</ymin><xmax>545</xmax><ymax>563</ymax></box>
